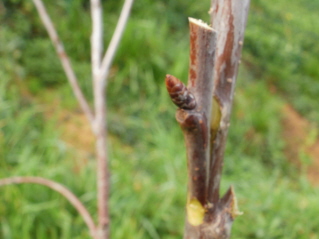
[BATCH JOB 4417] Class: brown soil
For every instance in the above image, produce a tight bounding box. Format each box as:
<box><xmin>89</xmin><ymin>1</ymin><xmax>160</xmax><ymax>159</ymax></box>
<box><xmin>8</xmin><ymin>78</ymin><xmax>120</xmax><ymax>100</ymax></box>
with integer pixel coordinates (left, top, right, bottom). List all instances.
<box><xmin>41</xmin><ymin>96</ymin><xmax>95</xmax><ymax>173</ymax></box>
<box><xmin>282</xmin><ymin>104</ymin><xmax>319</xmax><ymax>186</ymax></box>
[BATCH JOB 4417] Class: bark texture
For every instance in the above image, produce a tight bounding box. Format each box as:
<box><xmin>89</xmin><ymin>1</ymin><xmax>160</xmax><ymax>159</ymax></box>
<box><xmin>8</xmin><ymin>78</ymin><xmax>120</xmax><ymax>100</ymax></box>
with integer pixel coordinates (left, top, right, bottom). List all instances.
<box><xmin>208</xmin><ymin>0</ymin><xmax>251</xmax><ymax>206</ymax></box>
<box><xmin>166</xmin><ymin>1</ymin><xmax>250</xmax><ymax>238</ymax></box>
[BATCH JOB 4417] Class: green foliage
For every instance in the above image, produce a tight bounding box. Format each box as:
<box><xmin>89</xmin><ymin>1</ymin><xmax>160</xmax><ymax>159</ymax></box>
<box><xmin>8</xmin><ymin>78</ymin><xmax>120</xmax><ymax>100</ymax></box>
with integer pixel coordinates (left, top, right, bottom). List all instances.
<box><xmin>0</xmin><ymin>77</ymin><xmax>94</xmax><ymax>239</ymax></box>
<box><xmin>22</xmin><ymin>38</ymin><xmax>65</xmax><ymax>89</ymax></box>
<box><xmin>245</xmin><ymin>0</ymin><xmax>319</xmax><ymax>123</ymax></box>
<box><xmin>1</xmin><ymin>0</ymin><xmax>319</xmax><ymax>238</ymax></box>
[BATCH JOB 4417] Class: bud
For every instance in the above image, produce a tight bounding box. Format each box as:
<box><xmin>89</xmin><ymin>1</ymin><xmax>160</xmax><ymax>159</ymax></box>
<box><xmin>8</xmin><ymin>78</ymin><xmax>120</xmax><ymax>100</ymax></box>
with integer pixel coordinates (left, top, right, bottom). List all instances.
<box><xmin>165</xmin><ymin>74</ymin><xmax>196</xmax><ymax>110</ymax></box>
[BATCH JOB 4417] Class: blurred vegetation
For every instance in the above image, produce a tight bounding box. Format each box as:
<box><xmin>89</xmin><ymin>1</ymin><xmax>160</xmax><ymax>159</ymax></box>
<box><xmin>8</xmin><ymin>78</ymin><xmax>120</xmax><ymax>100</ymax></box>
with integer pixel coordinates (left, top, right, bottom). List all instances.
<box><xmin>245</xmin><ymin>0</ymin><xmax>319</xmax><ymax>123</ymax></box>
<box><xmin>1</xmin><ymin>0</ymin><xmax>319</xmax><ymax>238</ymax></box>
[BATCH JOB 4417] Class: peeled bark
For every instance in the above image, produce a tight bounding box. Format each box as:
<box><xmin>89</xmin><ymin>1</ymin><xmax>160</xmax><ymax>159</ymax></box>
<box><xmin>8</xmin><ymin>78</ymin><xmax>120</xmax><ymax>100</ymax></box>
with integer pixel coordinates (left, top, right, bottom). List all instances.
<box><xmin>207</xmin><ymin>0</ymin><xmax>251</xmax><ymax>207</ymax></box>
<box><xmin>165</xmin><ymin>1</ymin><xmax>250</xmax><ymax>238</ymax></box>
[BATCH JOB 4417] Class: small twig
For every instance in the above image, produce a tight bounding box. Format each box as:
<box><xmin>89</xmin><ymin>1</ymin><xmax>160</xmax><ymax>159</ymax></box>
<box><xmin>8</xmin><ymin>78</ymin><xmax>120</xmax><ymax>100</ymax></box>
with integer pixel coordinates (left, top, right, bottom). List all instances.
<box><xmin>0</xmin><ymin>177</ymin><xmax>97</xmax><ymax>238</ymax></box>
<box><xmin>90</xmin><ymin>0</ymin><xmax>103</xmax><ymax>98</ymax></box>
<box><xmin>99</xmin><ymin>0</ymin><xmax>134</xmax><ymax>84</ymax></box>
<box><xmin>32</xmin><ymin>0</ymin><xmax>95</xmax><ymax>126</ymax></box>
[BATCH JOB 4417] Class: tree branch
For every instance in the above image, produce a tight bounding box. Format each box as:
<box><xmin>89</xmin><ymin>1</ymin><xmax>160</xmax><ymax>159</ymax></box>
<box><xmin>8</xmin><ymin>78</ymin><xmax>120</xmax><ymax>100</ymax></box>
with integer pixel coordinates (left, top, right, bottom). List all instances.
<box><xmin>90</xmin><ymin>1</ymin><xmax>134</xmax><ymax>237</ymax></box>
<box><xmin>207</xmin><ymin>0</ymin><xmax>250</xmax><ymax>207</ymax></box>
<box><xmin>32</xmin><ymin>0</ymin><xmax>95</xmax><ymax>126</ymax></box>
<box><xmin>99</xmin><ymin>0</ymin><xmax>135</xmax><ymax>84</ymax></box>
<box><xmin>166</xmin><ymin>18</ymin><xmax>217</xmax><ymax>229</ymax></box>
<box><xmin>166</xmin><ymin>2</ymin><xmax>250</xmax><ymax>238</ymax></box>
<box><xmin>90</xmin><ymin>0</ymin><xmax>103</xmax><ymax>97</ymax></box>
<box><xmin>27</xmin><ymin>1</ymin><xmax>135</xmax><ymax>239</ymax></box>
<box><xmin>90</xmin><ymin>0</ymin><xmax>108</xmax><ymax>237</ymax></box>
<box><xmin>0</xmin><ymin>176</ymin><xmax>97</xmax><ymax>238</ymax></box>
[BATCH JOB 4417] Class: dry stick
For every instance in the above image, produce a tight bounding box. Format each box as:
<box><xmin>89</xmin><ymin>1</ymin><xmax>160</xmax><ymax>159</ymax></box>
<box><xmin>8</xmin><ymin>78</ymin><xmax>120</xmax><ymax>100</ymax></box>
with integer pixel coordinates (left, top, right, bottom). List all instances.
<box><xmin>99</xmin><ymin>0</ymin><xmax>135</xmax><ymax>84</ymax></box>
<box><xmin>0</xmin><ymin>177</ymin><xmax>97</xmax><ymax>238</ymax></box>
<box><xmin>32</xmin><ymin>0</ymin><xmax>94</xmax><ymax>126</ymax></box>
<box><xmin>90</xmin><ymin>0</ymin><xmax>109</xmax><ymax>237</ymax></box>
<box><xmin>91</xmin><ymin>0</ymin><xmax>103</xmax><ymax>96</ymax></box>
<box><xmin>90</xmin><ymin>0</ymin><xmax>134</xmax><ymax>237</ymax></box>
<box><xmin>31</xmin><ymin>0</ymin><xmax>98</xmax><ymax>237</ymax></box>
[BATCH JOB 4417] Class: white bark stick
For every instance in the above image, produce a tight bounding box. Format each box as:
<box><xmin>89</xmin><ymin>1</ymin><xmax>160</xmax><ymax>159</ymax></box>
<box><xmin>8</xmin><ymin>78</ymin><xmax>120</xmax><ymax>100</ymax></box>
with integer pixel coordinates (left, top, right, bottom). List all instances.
<box><xmin>32</xmin><ymin>0</ymin><xmax>135</xmax><ymax>238</ymax></box>
<box><xmin>90</xmin><ymin>0</ymin><xmax>109</xmax><ymax>237</ymax></box>
<box><xmin>0</xmin><ymin>177</ymin><xmax>97</xmax><ymax>238</ymax></box>
<box><xmin>99</xmin><ymin>0</ymin><xmax>134</xmax><ymax>84</ymax></box>
<box><xmin>32</xmin><ymin>0</ymin><xmax>95</xmax><ymax>126</ymax></box>
<box><xmin>90</xmin><ymin>0</ymin><xmax>103</xmax><ymax>97</ymax></box>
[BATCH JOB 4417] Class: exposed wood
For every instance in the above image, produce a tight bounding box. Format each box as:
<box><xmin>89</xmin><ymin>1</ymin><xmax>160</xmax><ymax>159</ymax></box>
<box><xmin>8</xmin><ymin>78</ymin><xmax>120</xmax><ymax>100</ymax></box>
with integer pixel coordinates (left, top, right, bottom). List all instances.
<box><xmin>183</xmin><ymin>186</ymin><xmax>241</xmax><ymax>239</ymax></box>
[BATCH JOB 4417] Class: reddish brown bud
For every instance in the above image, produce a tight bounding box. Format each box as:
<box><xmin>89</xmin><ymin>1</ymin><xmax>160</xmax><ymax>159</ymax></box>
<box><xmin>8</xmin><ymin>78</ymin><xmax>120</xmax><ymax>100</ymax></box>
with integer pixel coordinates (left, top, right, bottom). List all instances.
<box><xmin>165</xmin><ymin>74</ymin><xmax>196</xmax><ymax>110</ymax></box>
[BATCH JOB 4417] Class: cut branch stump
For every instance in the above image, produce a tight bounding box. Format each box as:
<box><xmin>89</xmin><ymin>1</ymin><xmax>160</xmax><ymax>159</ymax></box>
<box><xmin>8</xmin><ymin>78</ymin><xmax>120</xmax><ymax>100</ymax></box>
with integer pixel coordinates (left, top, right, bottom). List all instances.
<box><xmin>166</xmin><ymin>1</ymin><xmax>250</xmax><ymax>238</ymax></box>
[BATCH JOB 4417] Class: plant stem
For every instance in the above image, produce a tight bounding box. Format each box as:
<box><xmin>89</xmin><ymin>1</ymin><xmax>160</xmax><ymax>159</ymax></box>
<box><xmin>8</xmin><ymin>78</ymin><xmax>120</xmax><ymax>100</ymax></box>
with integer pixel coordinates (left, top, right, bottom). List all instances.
<box><xmin>100</xmin><ymin>0</ymin><xmax>135</xmax><ymax>85</ymax></box>
<box><xmin>91</xmin><ymin>1</ymin><xmax>134</xmax><ymax>237</ymax></box>
<box><xmin>0</xmin><ymin>177</ymin><xmax>97</xmax><ymax>238</ymax></box>
<box><xmin>207</xmin><ymin>0</ymin><xmax>251</xmax><ymax>206</ymax></box>
<box><xmin>32</xmin><ymin>0</ymin><xmax>94</xmax><ymax>126</ymax></box>
<box><xmin>90</xmin><ymin>0</ymin><xmax>109</xmax><ymax>237</ymax></box>
<box><xmin>166</xmin><ymin>1</ymin><xmax>250</xmax><ymax>238</ymax></box>
<box><xmin>166</xmin><ymin>18</ymin><xmax>218</xmax><ymax>237</ymax></box>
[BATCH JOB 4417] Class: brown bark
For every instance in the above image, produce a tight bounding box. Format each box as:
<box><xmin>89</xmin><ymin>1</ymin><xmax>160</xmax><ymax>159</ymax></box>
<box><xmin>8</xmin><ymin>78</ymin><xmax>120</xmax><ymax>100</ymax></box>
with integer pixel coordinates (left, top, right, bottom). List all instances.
<box><xmin>166</xmin><ymin>1</ymin><xmax>250</xmax><ymax>238</ymax></box>
<box><xmin>207</xmin><ymin>0</ymin><xmax>251</xmax><ymax>206</ymax></box>
<box><xmin>166</xmin><ymin>18</ymin><xmax>216</xmax><ymax>210</ymax></box>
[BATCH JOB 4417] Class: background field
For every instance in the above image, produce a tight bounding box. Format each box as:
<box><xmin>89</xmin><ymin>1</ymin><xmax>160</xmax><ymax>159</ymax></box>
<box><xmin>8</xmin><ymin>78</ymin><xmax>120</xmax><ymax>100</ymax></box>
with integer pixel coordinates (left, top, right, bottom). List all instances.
<box><xmin>1</xmin><ymin>0</ymin><xmax>319</xmax><ymax>238</ymax></box>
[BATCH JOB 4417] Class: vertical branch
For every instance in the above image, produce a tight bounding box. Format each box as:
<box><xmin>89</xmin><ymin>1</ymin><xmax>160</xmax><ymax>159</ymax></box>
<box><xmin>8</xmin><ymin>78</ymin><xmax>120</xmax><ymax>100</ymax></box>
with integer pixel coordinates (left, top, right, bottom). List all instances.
<box><xmin>187</xmin><ymin>18</ymin><xmax>217</xmax><ymax>118</ymax></box>
<box><xmin>32</xmin><ymin>0</ymin><xmax>94</xmax><ymax>125</ymax></box>
<box><xmin>207</xmin><ymin>0</ymin><xmax>250</xmax><ymax>206</ymax></box>
<box><xmin>166</xmin><ymin>2</ymin><xmax>250</xmax><ymax>239</ymax></box>
<box><xmin>90</xmin><ymin>0</ymin><xmax>109</xmax><ymax>238</ymax></box>
<box><xmin>166</xmin><ymin>18</ymin><xmax>217</xmax><ymax>234</ymax></box>
<box><xmin>183</xmin><ymin>18</ymin><xmax>217</xmax><ymax>207</ymax></box>
<box><xmin>91</xmin><ymin>0</ymin><xmax>103</xmax><ymax>89</ymax></box>
<box><xmin>91</xmin><ymin>1</ymin><xmax>133</xmax><ymax>238</ymax></box>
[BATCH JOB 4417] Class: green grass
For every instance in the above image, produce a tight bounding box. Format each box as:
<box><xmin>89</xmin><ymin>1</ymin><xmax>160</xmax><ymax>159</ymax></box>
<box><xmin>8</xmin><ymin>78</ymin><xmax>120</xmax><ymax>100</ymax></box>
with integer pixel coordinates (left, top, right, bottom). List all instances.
<box><xmin>245</xmin><ymin>0</ymin><xmax>319</xmax><ymax>124</ymax></box>
<box><xmin>1</xmin><ymin>0</ymin><xmax>319</xmax><ymax>238</ymax></box>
